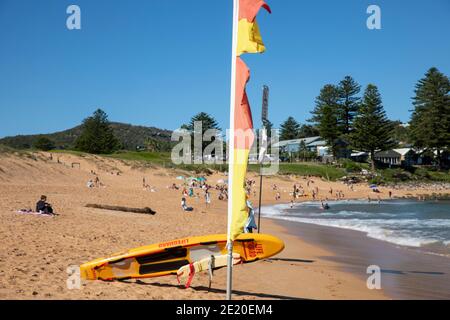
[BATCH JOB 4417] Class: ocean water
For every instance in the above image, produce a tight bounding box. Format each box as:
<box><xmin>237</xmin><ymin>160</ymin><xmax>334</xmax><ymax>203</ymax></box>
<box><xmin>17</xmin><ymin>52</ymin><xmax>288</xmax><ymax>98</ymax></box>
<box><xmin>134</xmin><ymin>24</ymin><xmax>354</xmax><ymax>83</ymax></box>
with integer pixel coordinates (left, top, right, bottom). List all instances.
<box><xmin>261</xmin><ymin>200</ymin><xmax>450</xmax><ymax>256</ymax></box>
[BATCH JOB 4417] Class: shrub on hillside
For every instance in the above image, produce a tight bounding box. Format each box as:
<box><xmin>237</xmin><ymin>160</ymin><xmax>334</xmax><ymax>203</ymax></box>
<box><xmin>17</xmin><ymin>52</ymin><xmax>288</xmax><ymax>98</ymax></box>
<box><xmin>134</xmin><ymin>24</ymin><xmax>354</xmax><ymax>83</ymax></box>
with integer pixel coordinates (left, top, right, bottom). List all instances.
<box><xmin>33</xmin><ymin>137</ymin><xmax>55</xmax><ymax>151</ymax></box>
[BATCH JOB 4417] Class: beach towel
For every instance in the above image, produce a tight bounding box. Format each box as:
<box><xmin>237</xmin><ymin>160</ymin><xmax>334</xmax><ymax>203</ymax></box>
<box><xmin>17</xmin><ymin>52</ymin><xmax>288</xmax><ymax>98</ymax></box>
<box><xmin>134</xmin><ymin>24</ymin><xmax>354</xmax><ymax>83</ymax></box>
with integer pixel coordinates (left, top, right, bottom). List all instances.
<box><xmin>16</xmin><ymin>210</ymin><xmax>54</xmax><ymax>217</ymax></box>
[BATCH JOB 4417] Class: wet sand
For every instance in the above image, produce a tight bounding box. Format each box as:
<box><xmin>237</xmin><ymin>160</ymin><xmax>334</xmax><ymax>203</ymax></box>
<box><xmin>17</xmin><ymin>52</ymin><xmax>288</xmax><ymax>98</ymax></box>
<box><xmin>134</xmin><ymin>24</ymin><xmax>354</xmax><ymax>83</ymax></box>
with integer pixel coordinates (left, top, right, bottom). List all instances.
<box><xmin>271</xmin><ymin>219</ymin><xmax>450</xmax><ymax>299</ymax></box>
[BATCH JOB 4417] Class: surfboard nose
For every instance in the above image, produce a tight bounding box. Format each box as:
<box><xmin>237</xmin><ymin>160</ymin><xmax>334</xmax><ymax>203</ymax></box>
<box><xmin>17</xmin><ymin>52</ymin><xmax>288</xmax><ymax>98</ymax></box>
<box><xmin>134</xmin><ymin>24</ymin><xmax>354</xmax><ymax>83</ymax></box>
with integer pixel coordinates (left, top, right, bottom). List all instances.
<box><xmin>263</xmin><ymin>234</ymin><xmax>285</xmax><ymax>257</ymax></box>
<box><xmin>254</xmin><ymin>233</ymin><xmax>285</xmax><ymax>258</ymax></box>
<box><xmin>79</xmin><ymin>262</ymin><xmax>97</xmax><ymax>280</ymax></box>
<box><xmin>235</xmin><ymin>233</ymin><xmax>285</xmax><ymax>261</ymax></box>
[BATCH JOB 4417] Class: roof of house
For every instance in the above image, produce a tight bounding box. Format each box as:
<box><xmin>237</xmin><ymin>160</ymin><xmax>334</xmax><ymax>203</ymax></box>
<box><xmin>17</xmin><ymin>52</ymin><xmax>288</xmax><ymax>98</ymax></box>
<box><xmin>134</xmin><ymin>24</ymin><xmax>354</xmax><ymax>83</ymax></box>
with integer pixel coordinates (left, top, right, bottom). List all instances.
<box><xmin>374</xmin><ymin>150</ymin><xmax>401</xmax><ymax>157</ymax></box>
<box><xmin>272</xmin><ymin>136</ymin><xmax>321</xmax><ymax>148</ymax></box>
<box><xmin>393</xmin><ymin>148</ymin><xmax>415</xmax><ymax>156</ymax></box>
<box><xmin>351</xmin><ymin>151</ymin><xmax>368</xmax><ymax>157</ymax></box>
<box><xmin>307</xmin><ymin>139</ymin><xmax>327</xmax><ymax>147</ymax></box>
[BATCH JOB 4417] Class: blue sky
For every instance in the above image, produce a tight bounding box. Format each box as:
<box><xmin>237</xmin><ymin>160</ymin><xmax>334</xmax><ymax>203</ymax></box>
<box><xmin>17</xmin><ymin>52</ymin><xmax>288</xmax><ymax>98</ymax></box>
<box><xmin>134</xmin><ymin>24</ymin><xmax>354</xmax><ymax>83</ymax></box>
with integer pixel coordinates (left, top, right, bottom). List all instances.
<box><xmin>0</xmin><ymin>0</ymin><xmax>449</xmax><ymax>138</ymax></box>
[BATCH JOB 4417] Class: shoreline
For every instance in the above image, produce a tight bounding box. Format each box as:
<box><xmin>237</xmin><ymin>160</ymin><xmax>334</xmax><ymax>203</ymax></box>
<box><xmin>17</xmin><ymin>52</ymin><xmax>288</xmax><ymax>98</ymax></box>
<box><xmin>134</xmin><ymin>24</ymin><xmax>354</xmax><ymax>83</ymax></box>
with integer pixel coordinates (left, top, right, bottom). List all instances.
<box><xmin>260</xmin><ymin>198</ymin><xmax>450</xmax><ymax>257</ymax></box>
<box><xmin>261</xmin><ymin>206</ymin><xmax>450</xmax><ymax>300</ymax></box>
<box><xmin>230</xmin><ymin>217</ymin><xmax>389</xmax><ymax>300</ymax></box>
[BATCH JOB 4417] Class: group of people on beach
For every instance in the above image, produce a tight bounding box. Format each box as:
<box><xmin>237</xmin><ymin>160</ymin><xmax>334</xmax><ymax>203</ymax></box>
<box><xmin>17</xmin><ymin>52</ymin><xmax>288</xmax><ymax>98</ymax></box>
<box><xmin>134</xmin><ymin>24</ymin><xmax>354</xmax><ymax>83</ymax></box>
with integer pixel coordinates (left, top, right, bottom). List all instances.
<box><xmin>172</xmin><ymin>176</ymin><xmax>258</xmax><ymax>233</ymax></box>
<box><xmin>172</xmin><ymin>178</ymin><xmax>215</xmax><ymax>212</ymax></box>
<box><xmin>216</xmin><ymin>184</ymin><xmax>228</xmax><ymax>201</ymax></box>
<box><xmin>87</xmin><ymin>173</ymin><xmax>103</xmax><ymax>188</ymax></box>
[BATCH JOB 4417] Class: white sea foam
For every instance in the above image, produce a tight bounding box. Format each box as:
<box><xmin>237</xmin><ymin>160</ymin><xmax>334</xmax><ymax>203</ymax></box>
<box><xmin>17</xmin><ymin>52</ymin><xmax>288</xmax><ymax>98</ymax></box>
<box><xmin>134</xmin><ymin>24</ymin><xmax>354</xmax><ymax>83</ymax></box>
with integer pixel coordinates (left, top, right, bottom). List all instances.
<box><xmin>260</xmin><ymin>203</ymin><xmax>450</xmax><ymax>250</ymax></box>
<box><xmin>258</xmin><ymin>204</ymin><xmax>290</xmax><ymax>216</ymax></box>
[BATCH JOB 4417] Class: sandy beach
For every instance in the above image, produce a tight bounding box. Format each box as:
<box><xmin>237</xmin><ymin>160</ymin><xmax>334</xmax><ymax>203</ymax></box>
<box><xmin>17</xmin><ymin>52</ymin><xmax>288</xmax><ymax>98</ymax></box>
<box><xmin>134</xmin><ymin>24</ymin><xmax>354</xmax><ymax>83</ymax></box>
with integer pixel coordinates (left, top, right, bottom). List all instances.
<box><xmin>0</xmin><ymin>151</ymin><xmax>447</xmax><ymax>300</ymax></box>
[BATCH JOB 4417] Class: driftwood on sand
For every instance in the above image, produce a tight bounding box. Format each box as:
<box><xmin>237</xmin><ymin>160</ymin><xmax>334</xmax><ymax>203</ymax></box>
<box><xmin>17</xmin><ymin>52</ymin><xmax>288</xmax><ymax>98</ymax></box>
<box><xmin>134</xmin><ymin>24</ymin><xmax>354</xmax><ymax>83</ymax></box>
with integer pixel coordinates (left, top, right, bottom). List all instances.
<box><xmin>86</xmin><ymin>204</ymin><xmax>156</xmax><ymax>215</ymax></box>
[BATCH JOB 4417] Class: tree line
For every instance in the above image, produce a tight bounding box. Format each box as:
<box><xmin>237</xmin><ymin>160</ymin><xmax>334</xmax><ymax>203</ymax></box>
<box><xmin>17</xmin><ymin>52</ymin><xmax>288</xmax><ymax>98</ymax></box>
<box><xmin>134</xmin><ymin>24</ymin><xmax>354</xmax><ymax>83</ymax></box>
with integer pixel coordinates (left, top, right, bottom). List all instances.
<box><xmin>31</xmin><ymin>68</ymin><xmax>448</xmax><ymax>170</ymax></box>
<box><xmin>278</xmin><ymin>68</ymin><xmax>449</xmax><ymax>169</ymax></box>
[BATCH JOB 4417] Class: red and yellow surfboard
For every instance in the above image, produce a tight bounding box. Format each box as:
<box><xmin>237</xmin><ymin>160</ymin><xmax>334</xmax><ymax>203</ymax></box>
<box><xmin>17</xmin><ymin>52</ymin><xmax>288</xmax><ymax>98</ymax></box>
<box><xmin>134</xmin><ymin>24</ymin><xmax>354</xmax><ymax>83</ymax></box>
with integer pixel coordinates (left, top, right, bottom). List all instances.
<box><xmin>80</xmin><ymin>233</ymin><xmax>284</xmax><ymax>281</ymax></box>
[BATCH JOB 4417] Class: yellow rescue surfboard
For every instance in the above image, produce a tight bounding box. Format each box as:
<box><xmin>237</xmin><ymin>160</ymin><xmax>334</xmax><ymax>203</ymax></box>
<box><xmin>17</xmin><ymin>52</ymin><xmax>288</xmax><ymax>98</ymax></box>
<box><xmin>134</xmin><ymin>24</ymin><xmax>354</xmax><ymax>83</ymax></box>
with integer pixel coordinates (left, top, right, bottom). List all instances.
<box><xmin>80</xmin><ymin>233</ymin><xmax>284</xmax><ymax>281</ymax></box>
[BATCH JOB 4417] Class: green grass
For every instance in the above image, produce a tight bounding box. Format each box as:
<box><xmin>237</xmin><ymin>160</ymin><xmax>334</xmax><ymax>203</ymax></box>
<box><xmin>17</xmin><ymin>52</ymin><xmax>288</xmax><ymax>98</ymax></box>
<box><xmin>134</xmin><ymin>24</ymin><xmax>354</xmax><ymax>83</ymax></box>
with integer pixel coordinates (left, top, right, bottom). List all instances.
<box><xmin>0</xmin><ymin>144</ymin><xmax>39</xmax><ymax>159</ymax></box>
<box><xmin>0</xmin><ymin>144</ymin><xmax>14</xmax><ymax>153</ymax></box>
<box><xmin>339</xmin><ymin>159</ymin><xmax>370</xmax><ymax>172</ymax></box>
<box><xmin>107</xmin><ymin>151</ymin><xmax>172</xmax><ymax>164</ymax></box>
<box><xmin>50</xmin><ymin>149</ymin><xmax>89</xmax><ymax>156</ymax></box>
<box><xmin>110</xmin><ymin>152</ymin><xmax>346</xmax><ymax>180</ymax></box>
<box><xmin>249</xmin><ymin>163</ymin><xmax>346</xmax><ymax>181</ymax></box>
<box><xmin>108</xmin><ymin>151</ymin><xmax>229</xmax><ymax>173</ymax></box>
<box><xmin>371</xmin><ymin>167</ymin><xmax>450</xmax><ymax>184</ymax></box>
<box><xmin>5</xmin><ymin>147</ymin><xmax>450</xmax><ymax>184</ymax></box>
<box><xmin>411</xmin><ymin>166</ymin><xmax>450</xmax><ymax>182</ymax></box>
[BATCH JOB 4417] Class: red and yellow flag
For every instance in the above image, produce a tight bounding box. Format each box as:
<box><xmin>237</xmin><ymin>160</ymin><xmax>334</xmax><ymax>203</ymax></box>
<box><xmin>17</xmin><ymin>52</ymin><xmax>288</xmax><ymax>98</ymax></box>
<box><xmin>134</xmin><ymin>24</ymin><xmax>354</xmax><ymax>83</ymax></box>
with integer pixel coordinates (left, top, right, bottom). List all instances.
<box><xmin>229</xmin><ymin>0</ymin><xmax>270</xmax><ymax>241</ymax></box>
<box><xmin>237</xmin><ymin>0</ymin><xmax>271</xmax><ymax>55</ymax></box>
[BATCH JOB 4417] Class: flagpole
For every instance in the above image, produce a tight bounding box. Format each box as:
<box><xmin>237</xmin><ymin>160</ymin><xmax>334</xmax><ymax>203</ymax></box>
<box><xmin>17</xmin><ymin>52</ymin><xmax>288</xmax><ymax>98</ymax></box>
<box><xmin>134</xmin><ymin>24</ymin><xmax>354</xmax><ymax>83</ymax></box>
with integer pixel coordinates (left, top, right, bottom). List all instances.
<box><xmin>258</xmin><ymin>85</ymin><xmax>269</xmax><ymax>233</ymax></box>
<box><xmin>257</xmin><ymin>165</ymin><xmax>263</xmax><ymax>233</ymax></box>
<box><xmin>226</xmin><ymin>0</ymin><xmax>239</xmax><ymax>301</ymax></box>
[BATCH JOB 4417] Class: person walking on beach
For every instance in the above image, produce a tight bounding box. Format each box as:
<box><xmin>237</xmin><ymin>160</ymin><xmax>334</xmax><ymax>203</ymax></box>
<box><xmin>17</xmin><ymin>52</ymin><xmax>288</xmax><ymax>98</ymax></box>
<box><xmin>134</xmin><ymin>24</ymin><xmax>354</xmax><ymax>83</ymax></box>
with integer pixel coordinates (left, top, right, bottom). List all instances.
<box><xmin>204</xmin><ymin>189</ymin><xmax>211</xmax><ymax>208</ymax></box>
<box><xmin>275</xmin><ymin>192</ymin><xmax>281</xmax><ymax>201</ymax></box>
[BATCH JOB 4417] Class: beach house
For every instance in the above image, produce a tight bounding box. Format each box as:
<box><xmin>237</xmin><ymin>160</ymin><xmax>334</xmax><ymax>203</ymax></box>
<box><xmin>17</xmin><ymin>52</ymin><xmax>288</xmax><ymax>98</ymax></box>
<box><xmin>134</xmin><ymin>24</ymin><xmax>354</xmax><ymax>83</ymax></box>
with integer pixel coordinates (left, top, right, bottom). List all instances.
<box><xmin>273</xmin><ymin>136</ymin><xmax>354</xmax><ymax>161</ymax></box>
<box><xmin>374</xmin><ymin>148</ymin><xmax>418</xmax><ymax>166</ymax></box>
<box><xmin>272</xmin><ymin>136</ymin><xmax>325</xmax><ymax>154</ymax></box>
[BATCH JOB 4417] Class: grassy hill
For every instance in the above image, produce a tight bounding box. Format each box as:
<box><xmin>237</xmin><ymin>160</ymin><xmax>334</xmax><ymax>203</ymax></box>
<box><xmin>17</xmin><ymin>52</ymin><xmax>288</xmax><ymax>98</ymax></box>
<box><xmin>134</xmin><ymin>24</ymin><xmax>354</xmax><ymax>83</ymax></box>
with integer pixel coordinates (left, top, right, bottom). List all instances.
<box><xmin>0</xmin><ymin>122</ymin><xmax>173</xmax><ymax>151</ymax></box>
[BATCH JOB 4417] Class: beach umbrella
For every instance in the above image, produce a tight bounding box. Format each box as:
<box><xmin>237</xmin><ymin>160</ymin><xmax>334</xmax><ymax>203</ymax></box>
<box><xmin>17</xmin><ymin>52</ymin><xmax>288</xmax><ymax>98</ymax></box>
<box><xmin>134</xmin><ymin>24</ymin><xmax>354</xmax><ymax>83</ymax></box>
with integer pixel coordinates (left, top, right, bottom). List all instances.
<box><xmin>369</xmin><ymin>184</ymin><xmax>378</xmax><ymax>189</ymax></box>
<box><xmin>198</xmin><ymin>177</ymin><xmax>206</xmax><ymax>182</ymax></box>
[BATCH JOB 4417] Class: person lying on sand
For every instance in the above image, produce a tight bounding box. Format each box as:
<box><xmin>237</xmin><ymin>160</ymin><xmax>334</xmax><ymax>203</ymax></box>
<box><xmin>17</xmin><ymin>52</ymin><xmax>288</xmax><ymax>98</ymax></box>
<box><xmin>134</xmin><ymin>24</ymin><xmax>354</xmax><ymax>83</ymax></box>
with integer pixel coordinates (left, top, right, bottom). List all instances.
<box><xmin>36</xmin><ymin>195</ymin><xmax>54</xmax><ymax>215</ymax></box>
<box><xmin>169</xmin><ymin>183</ymin><xmax>179</xmax><ymax>190</ymax></box>
<box><xmin>181</xmin><ymin>197</ymin><xmax>193</xmax><ymax>212</ymax></box>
